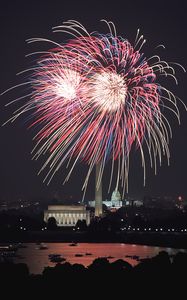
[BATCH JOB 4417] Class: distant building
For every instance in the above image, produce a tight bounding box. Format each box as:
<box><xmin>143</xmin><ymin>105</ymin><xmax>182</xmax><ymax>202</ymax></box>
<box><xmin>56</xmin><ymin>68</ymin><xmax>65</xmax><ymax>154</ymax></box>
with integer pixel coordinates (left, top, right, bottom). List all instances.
<box><xmin>89</xmin><ymin>189</ymin><xmax>123</xmax><ymax>210</ymax></box>
<box><xmin>125</xmin><ymin>199</ymin><xmax>143</xmax><ymax>207</ymax></box>
<box><xmin>44</xmin><ymin>205</ymin><xmax>90</xmax><ymax>227</ymax></box>
<box><xmin>0</xmin><ymin>202</ymin><xmax>8</xmax><ymax>211</ymax></box>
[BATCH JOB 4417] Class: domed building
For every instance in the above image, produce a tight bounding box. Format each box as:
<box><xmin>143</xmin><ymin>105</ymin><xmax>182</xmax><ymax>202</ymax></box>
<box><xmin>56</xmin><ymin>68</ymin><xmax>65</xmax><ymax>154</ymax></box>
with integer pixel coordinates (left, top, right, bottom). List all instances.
<box><xmin>88</xmin><ymin>189</ymin><xmax>123</xmax><ymax>211</ymax></box>
<box><xmin>111</xmin><ymin>189</ymin><xmax>122</xmax><ymax>206</ymax></box>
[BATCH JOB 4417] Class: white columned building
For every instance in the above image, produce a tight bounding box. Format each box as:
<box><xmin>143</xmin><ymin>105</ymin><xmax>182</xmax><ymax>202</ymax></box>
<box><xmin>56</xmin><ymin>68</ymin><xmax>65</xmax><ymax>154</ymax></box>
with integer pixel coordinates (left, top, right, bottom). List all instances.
<box><xmin>89</xmin><ymin>189</ymin><xmax>123</xmax><ymax>210</ymax></box>
<box><xmin>44</xmin><ymin>205</ymin><xmax>90</xmax><ymax>227</ymax></box>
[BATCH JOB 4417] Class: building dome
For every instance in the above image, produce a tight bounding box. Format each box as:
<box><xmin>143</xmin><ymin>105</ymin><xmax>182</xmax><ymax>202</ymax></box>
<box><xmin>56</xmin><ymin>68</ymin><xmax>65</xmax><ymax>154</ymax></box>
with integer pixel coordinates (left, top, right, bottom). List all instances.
<box><xmin>111</xmin><ymin>189</ymin><xmax>121</xmax><ymax>202</ymax></box>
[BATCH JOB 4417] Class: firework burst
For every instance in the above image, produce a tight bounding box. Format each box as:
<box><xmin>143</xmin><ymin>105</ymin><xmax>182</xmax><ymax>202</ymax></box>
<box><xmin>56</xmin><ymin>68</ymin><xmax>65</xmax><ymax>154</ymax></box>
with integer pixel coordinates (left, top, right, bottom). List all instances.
<box><xmin>3</xmin><ymin>20</ymin><xmax>186</xmax><ymax>197</ymax></box>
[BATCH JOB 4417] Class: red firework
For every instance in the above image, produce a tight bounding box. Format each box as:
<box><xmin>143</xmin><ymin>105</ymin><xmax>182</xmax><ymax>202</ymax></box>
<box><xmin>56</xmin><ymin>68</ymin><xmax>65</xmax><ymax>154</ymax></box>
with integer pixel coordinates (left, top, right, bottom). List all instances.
<box><xmin>3</xmin><ymin>20</ymin><xmax>185</xmax><ymax>195</ymax></box>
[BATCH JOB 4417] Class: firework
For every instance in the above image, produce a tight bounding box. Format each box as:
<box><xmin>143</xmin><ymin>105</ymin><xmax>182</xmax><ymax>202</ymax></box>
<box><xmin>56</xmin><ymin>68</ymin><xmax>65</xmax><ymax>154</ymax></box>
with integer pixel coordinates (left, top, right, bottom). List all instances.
<box><xmin>3</xmin><ymin>20</ymin><xmax>186</xmax><ymax>197</ymax></box>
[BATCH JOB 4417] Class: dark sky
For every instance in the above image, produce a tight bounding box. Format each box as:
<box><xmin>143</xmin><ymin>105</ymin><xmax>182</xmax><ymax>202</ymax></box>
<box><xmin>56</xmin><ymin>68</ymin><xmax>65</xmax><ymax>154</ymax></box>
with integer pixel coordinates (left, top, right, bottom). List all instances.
<box><xmin>0</xmin><ymin>0</ymin><xmax>187</xmax><ymax>202</ymax></box>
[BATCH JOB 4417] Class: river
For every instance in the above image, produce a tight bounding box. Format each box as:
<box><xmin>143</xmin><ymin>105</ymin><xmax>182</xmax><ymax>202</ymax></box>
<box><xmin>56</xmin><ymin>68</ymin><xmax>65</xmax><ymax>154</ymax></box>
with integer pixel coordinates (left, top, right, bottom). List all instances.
<box><xmin>14</xmin><ymin>242</ymin><xmax>186</xmax><ymax>274</ymax></box>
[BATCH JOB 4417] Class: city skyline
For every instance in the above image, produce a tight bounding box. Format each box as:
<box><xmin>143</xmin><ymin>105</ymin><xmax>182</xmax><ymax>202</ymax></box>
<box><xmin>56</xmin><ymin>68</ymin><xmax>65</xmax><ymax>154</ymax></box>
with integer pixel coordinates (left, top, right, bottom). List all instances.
<box><xmin>0</xmin><ymin>1</ymin><xmax>187</xmax><ymax>202</ymax></box>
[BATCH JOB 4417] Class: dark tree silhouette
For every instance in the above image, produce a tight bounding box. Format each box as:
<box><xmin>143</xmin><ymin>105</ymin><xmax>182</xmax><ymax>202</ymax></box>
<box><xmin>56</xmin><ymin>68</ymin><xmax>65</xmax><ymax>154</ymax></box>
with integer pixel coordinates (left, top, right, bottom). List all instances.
<box><xmin>47</xmin><ymin>217</ymin><xmax>57</xmax><ymax>230</ymax></box>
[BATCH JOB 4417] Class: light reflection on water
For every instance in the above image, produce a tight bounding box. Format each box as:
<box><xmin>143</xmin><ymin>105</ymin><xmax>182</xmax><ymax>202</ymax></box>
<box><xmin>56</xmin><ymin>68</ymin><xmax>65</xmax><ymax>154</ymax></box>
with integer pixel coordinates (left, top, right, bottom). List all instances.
<box><xmin>14</xmin><ymin>243</ymin><xmax>186</xmax><ymax>274</ymax></box>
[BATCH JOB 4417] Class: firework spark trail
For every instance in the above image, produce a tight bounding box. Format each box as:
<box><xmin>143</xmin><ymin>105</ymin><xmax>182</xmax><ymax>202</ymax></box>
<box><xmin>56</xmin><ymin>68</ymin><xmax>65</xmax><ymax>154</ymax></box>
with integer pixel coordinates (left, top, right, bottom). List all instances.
<box><xmin>2</xmin><ymin>20</ymin><xmax>186</xmax><ymax>197</ymax></box>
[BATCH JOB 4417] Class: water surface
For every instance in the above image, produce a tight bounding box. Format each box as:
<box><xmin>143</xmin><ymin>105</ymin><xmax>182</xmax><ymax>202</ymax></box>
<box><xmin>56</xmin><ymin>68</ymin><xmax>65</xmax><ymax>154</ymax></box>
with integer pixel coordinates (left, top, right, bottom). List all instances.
<box><xmin>14</xmin><ymin>243</ymin><xmax>186</xmax><ymax>274</ymax></box>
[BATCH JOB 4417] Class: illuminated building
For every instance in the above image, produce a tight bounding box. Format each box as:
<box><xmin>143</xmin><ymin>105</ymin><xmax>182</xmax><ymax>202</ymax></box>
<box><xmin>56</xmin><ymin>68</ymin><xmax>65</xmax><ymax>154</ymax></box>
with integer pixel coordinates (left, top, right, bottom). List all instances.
<box><xmin>89</xmin><ymin>189</ymin><xmax>123</xmax><ymax>211</ymax></box>
<box><xmin>44</xmin><ymin>205</ymin><xmax>90</xmax><ymax>227</ymax></box>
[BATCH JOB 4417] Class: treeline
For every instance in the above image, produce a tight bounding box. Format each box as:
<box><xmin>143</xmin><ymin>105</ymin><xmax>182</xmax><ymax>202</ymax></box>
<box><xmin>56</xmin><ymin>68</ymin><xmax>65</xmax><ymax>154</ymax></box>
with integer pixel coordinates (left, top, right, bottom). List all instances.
<box><xmin>0</xmin><ymin>251</ymin><xmax>187</xmax><ymax>296</ymax></box>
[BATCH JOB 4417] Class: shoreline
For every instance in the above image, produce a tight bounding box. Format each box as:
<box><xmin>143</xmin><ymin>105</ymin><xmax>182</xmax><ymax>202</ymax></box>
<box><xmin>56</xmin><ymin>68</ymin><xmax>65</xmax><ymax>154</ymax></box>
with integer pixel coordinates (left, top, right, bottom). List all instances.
<box><xmin>0</xmin><ymin>230</ymin><xmax>187</xmax><ymax>249</ymax></box>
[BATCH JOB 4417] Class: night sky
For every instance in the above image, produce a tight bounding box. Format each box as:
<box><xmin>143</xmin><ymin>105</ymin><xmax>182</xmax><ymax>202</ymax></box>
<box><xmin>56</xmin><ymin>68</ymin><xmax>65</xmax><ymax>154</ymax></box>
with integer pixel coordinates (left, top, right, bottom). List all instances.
<box><xmin>0</xmin><ymin>0</ymin><xmax>187</xmax><ymax>203</ymax></box>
